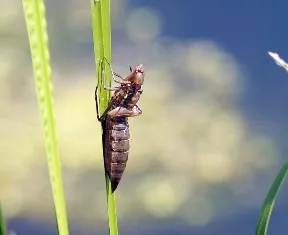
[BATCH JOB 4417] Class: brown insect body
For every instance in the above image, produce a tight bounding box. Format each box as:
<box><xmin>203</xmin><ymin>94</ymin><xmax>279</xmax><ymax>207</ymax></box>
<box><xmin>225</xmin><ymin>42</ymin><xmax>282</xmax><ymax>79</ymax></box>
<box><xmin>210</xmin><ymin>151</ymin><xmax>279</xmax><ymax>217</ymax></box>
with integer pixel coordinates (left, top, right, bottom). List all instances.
<box><xmin>101</xmin><ymin>116</ymin><xmax>130</xmax><ymax>191</ymax></box>
<box><xmin>96</xmin><ymin>64</ymin><xmax>144</xmax><ymax>192</ymax></box>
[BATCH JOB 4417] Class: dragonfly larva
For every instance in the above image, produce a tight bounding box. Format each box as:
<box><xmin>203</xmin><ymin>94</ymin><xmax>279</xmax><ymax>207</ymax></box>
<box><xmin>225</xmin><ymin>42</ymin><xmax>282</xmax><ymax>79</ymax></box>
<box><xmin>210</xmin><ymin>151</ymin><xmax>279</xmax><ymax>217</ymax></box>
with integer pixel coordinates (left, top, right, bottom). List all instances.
<box><xmin>95</xmin><ymin>59</ymin><xmax>145</xmax><ymax>192</ymax></box>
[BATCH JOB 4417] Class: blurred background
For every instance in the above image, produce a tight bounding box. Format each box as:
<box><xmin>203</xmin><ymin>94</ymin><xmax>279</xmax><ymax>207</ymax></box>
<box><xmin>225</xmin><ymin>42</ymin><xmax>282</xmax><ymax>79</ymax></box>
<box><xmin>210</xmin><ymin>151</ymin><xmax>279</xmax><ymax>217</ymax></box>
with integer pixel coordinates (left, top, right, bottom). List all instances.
<box><xmin>1</xmin><ymin>0</ymin><xmax>288</xmax><ymax>234</ymax></box>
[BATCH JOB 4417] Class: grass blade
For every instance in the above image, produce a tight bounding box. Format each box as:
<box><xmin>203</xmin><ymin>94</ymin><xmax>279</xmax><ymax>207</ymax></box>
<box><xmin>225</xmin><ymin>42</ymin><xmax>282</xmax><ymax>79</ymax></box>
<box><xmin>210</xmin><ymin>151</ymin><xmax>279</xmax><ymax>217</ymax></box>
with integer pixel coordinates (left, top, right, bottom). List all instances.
<box><xmin>255</xmin><ymin>161</ymin><xmax>288</xmax><ymax>235</ymax></box>
<box><xmin>21</xmin><ymin>1</ymin><xmax>69</xmax><ymax>234</ymax></box>
<box><xmin>0</xmin><ymin>203</ymin><xmax>7</xmax><ymax>235</ymax></box>
<box><xmin>91</xmin><ymin>1</ymin><xmax>118</xmax><ymax>235</ymax></box>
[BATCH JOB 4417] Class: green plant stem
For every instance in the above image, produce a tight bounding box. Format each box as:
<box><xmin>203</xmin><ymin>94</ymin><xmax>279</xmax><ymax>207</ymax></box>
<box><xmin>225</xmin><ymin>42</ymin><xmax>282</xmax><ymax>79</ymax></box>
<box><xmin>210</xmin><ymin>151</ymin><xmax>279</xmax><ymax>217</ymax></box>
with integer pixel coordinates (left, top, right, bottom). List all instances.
<box><xmin>21</xmin><ymin>1</ymin><xmax>69</xmax><ymax>234</ymax></box>
<box><xmin>91</xmin><ymin>1</ymin><xmax>118</xmax><ymax>235</ymax></box>
<box><xmin>0</xmin><ymin>203</ymin><xmax>7</xmax><ymax>235</ymax></box>
<box><xmin>255</xmin><ymin>161</ymin><xmax>288</xmax><ymax>235</ymax></box>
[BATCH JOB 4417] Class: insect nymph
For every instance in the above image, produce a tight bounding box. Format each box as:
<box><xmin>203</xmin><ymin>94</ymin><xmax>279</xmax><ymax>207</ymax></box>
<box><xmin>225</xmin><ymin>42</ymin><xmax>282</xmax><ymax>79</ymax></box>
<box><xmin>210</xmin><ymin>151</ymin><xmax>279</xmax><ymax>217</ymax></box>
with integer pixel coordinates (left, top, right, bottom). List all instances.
<box><xmin>95</xmin><ymin>58</ymin><xmax>145</xmax><ymax>192</ymax></box>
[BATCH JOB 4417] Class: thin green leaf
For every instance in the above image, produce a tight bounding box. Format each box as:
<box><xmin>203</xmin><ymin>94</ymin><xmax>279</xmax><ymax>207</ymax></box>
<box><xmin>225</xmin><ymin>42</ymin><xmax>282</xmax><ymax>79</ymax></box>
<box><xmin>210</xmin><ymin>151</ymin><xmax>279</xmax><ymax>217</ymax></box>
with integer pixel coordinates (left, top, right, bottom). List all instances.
<box><xmin>21</xmin><ymin>1</ymin><xmax>69</xmax><ymax>235</ymax></box>
<box><xmin>0</xmin><ymin>203</ymin><xmax>7</xmax><ymax>235</ymax></box>
<box><xmin>91</xmin><ymin>1</ymin><xmax>118</xmax><ymax>235</ymax></box>
<box><xmin>255</xmin><ymin>161</ymin><xmax>288</xmax><ymax>235</ymax></box>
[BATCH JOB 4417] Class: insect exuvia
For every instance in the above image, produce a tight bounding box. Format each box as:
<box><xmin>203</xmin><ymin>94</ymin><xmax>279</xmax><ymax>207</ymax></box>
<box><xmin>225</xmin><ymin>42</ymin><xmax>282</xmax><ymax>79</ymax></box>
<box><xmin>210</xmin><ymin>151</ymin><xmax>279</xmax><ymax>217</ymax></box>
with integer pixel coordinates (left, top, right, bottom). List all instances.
<box><xmin>95</xmin><ymin>58</ymin><xmax>145</xmax><ymax>192</ymax></box>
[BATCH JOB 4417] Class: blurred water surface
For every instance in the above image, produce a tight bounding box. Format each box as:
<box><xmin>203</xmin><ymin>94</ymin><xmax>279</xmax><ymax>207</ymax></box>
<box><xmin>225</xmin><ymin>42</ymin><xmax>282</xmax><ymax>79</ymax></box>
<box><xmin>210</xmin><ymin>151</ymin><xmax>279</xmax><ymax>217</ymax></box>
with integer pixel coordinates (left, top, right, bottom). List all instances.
<box><xmin>1</xmin><ymin>0</ymin><xmax>288</xmax><ymax>234</ymax></box>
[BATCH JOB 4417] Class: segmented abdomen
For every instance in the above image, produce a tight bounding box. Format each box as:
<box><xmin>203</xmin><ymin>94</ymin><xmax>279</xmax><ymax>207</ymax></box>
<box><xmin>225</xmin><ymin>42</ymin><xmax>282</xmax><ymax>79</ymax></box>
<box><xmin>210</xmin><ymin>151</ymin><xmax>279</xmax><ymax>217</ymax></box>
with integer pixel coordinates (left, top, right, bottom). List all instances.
<box><xmin>103</xmin><ymin>116</ymin><xmax>130</xmax><ymax>192</ymax></box>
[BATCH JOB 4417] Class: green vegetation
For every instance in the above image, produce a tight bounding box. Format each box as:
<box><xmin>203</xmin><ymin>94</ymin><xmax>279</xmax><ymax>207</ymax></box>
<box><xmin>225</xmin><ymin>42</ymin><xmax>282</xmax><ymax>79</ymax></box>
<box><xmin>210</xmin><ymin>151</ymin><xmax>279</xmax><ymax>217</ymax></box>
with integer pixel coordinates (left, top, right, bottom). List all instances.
<box><xmin>0</xmin><ymin>203</ymin><xmax>7</xmax><ymax>235</ymax></box>
<box><xmin>21</xmin><ymin>0</ymin><xmax>69</xmax><ymax>234</ymax></box>
<box><xmin>255</xmin><ymin>161</ymin><xmax>288</xmax><ymax>235</ymax></box>
<box><xmin>0</xmin><ymin>1</ymin><xmax>284</xmax><ymax>235</ymax></box>
<box><xmin>20</xmin><ymin>0</ymin><xmax>118</xmax><ymax>234</ymax></box>
<box><xmin>91</xmin><ymin>0</ymin><xmax>119</xmax><ymax>235</ymax></box>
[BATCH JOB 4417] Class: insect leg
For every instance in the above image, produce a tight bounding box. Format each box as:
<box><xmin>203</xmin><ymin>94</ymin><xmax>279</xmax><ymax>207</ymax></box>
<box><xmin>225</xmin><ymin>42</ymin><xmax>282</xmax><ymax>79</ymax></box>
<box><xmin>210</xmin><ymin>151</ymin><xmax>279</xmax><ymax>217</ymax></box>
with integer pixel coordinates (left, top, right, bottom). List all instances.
<box><xmin>102</xmin><ymin>67</ymin><xmax>123</xmax><ymax>91</ymax></box>
<box><xmin>95</xmin><ymin>85</ymin><xmax>120</xmax><ymax>121</ymax></box>
<box><xmin>94</xmin><ymin>86</ymin><xmax>102</xmax><ymax>121</ymax></box>
<box><xmin>103</xmin><ymin>86</ymin><xmax>122</xmax><ymax>91</ymax></box>
<box><xmin>133</xmin><ymin>105</ymin><xmax>142</xmax><ymax>116</ymax></box>
<box><xmin>95</xmin><ymin>77</ymin><xmax>116</xmax><ymax>121</ymax></box>
<box><xmin>101</xmin><ymin>60</ymin><xmax>128</xmax><ymax>90</ymax></box>
<box><xmin>113</xmin><ymin>72</ymin><xmax>125</xmax><ymax>80</ymax></box>
<box><xmin>95</xmin><ymin>86</ymin><xmax>110</xmax><ymax>121</ymax></box>
<box><xmin>107</xmin><ymin>105</ymin><xmax>142</xmax><ymax>118</ymax></box>
<box><xmin>101</xmin><ymin>57</ymin><xmax>130</xmax><ymax>85</ymax></box>
<box><xmin>107</xmin><ymin>106</ymin><xmax>132</xmax><ymax>118</ymax></box>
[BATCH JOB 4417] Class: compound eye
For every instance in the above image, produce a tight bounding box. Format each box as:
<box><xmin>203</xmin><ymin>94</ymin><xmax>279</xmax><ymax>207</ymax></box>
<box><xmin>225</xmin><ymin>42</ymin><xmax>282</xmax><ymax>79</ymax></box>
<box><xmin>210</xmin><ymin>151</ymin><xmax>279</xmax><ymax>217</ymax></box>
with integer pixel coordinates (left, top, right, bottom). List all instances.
<box><xmin>136</xmin><ymin>69</ymin><xmax>144</xmax><ymax>74</ymax></box>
